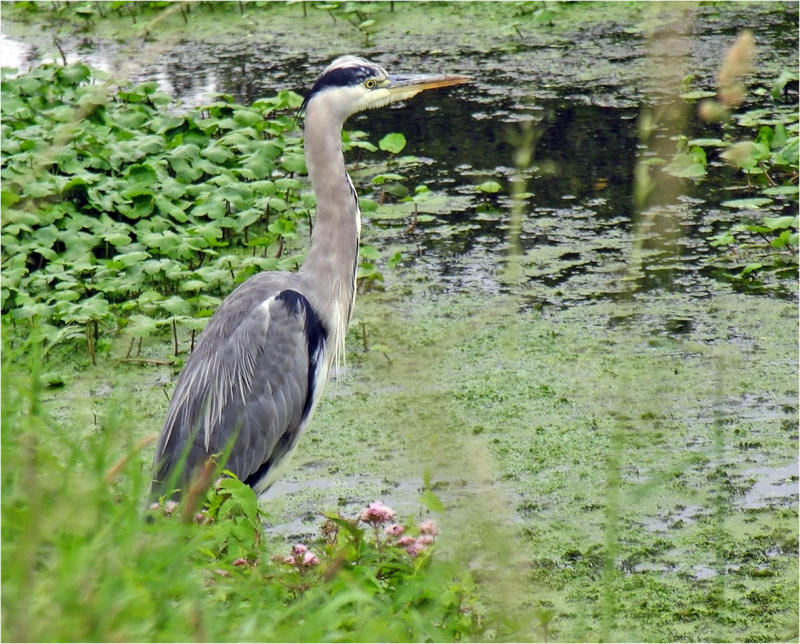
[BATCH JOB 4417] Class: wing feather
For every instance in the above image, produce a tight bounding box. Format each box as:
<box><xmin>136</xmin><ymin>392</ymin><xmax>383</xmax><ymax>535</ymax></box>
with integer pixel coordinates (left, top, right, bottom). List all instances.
<box><xmin>152</xmin><ymin>280</ymin><xmax>328</xmax><ymax>497</ymax></box>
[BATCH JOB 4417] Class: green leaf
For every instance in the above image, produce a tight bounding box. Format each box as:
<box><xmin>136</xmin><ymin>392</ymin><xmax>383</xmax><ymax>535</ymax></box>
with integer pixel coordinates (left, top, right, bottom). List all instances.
<box><xmin>359</xmin><ymin>245</ymin><xmax>380</xmax><ymax>260</ymax></box>
<box><xmin>772</xmin><ymin>69</ymin><xmax>799</xmax><ymax>101</ymax></box>
<box><xmin>476</xmin><ymin>180</ymin><xmax>502</xmax><ymax>194</ymax></box>
<box><xmin>281</xmin><ymin>153</ymin><xmax>306</xmax><ymax>174</ymax></box>
<box><xmin>687</xmin><ymin>138</ymin><xmax>728</xmax><ymax>147</ymax></box>
<box><xmin>763</xmin><ymin>216</ymin><xmax>798</xmax><ymax>231</ymax></box>
<box><xmin>2</xmin><ymin>188</ymin><xmax>20</xmax><ymax>209</ymax></box>
<box><xmin>249</xmin><ymin>180</ymin><xmax>276</xmax><ymax>196</ymax></box>
<box><xmin>126</xmin><ymin>314</ymin><xmax>158</xmax><ymax>339</ymax></box>
<box><xmin>170</xmin><ymin>143</ymin><xmax>201</xmax><ymax>160</ymax></box>
<box><xmin>419</xmin><ymin>489</ymin><xmax>445</xmax><ymax>513</ymax></box>
<box><xmin>740</xmin><ymin>263</ymin><xmax>763</xmax><ymax>278</ymax></box>
<box><xmin>73</xmin><ymin>294</ymin><xmax>111</xmax><ymax>320</ymax></box>
<box><xmin>387</xmin><ymin>251</ymin><xmax>402</xmax><ymax>268</ymax></box>
<box><xmin>761</xmin><ymin>185</ymin><xmax>799</xmax><ymax>196</ymax></box>
<box><xmin>160</xmin><ymin>295</ymin><xmax>192</xmax><ymax>316</ymax></box>
<box><xmin>378</xmin><ymin>132</ymin><xmax>407</xmax><ymax>155</ymax></box>
<box><xmin>58</xmin><ymin>62</ymin><xmax>91</xmax><ymax>85</ymax></box>
<box><xmin>322</xmin><ymin>512</ymin><xmax>365</xmax><ymax>542</ymax></box>
<box><xmin>721</xmin><ymin>197</ymin><xmax>773</xmax><ymax>209</ymax></box>
<box><xmin>663</xmin><ymin>148</ymin><xmax>706</xmax><ymax>179</ymax></box>
<box><xmin>125</xmin><ymin>163</ymin><xmax>158</xmax><ymax>185</ymax></box>
<box><xmin>371</xmin><ymin>173</ymin><xmax>405</xmax><ymax>185</ymax></box>
<box><xmin>770</xmin><ymin>229</ymin><xmax>795</xmax><ymax>249</ymax></box>
<box><xmin>233</xmin><ymin>109</ymin><xmax>263</xmax><ymax>127</ymax></box>
<box><xmin>202</xmin><ymin>143</ymin><xmax>234</xmax><ymax>164</ymax></box>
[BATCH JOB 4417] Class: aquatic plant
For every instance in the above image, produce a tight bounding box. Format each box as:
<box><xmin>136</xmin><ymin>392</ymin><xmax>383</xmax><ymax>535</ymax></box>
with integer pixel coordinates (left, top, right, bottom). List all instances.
<box><xmin>1</xmin><ymin>62</ymin><xmax>393</xmax><ymax>357</ymax></box>
<box><xmin>668</xmin><ymin>36</ymin><xmax>799</xmax><ymax>289</ymax></box>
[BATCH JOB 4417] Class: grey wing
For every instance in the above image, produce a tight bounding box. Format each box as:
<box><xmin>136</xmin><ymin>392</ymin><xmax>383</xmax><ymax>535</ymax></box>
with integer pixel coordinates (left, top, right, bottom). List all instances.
<box><xmin>152</xmin><ymin>287</ymin><xmax>327</xmax><ymax>497</ymax></box>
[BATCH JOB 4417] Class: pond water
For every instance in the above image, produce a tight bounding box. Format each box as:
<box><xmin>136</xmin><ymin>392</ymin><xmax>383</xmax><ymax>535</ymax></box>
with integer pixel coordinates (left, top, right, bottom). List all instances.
<box><xmin>2</xmin><ymin>3</ymin><xmax>797</xmax><ymax>307</ymax></box>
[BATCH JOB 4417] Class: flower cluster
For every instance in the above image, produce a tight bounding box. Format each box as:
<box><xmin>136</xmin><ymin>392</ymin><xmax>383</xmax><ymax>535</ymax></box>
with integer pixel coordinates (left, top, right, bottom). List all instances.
<box><xmin>358</xmin><ymin>500</ymin><xmax>439</xmax><ymax>558</ymax></box>
<box><xmin>274</xmin><ymin>543</ymin><xmax>319</xmax><ymax>569</ymax></box>
<box><xmin>393</xmin><ymin>518</ymin><xmax>439</xmax><ymax>557</ymax></box>
<box><xmin>149</xmin><ymin>499</ymin><xmax>179</xmax><ymax>517</ymax></box>
<box><xmin>359</xmin><ymin>500</ymin><xmax>395</xmax><ymax>526</ymax></box>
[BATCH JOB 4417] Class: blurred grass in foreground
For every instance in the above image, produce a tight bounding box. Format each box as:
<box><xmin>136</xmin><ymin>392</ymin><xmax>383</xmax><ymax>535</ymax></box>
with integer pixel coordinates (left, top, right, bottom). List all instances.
<box><xmin>1</xmin><ymin>331</ymin><xmax>515</xmax><ymax>642</ymax></box>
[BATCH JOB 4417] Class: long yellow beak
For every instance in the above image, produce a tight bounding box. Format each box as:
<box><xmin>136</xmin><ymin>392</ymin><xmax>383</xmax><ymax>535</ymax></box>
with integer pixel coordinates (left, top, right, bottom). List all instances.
<box><xmin>383</xmin><ymin>73</ymin><xmax>471</xmax><ymax>102</ymax></box>
<box><xmin>371</xmin><ymin>74</ymin><xmax>472</xmax><ymax>105</ymax></box>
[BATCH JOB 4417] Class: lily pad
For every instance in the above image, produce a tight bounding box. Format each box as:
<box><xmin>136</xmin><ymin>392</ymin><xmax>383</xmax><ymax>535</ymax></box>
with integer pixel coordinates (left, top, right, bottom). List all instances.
<box><xmin>721</xmin><ymin>197</ymin><xmax>773</xmax><ymax>209</ymax></box>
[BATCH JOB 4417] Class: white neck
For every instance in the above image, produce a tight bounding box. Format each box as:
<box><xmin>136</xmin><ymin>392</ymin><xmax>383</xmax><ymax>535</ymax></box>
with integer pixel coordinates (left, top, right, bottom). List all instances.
<box><xmin>298</xmin><ymin>94</ymin><xmax>361</xmax><ymax>367</ymax></box>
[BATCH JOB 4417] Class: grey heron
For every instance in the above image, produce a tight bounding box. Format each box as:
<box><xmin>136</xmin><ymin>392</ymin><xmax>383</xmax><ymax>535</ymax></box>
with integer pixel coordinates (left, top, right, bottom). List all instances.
<box><xmin>151</xmin><ymin>56</ymin><xmax>469</xmax><ymax>499</ymax></box>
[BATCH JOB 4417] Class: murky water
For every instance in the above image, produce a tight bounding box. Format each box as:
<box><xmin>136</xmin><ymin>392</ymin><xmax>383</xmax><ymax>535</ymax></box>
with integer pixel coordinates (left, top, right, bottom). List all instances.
<box><xmin>2</xmin><ymin>4</ymin><xmax>797</xmax><ymax>306</ymax></box>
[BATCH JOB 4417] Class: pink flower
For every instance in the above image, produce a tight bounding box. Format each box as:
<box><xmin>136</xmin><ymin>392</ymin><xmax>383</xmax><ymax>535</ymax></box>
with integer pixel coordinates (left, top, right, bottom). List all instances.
<box><xmin>360</xmin><ymin>501</ymin><xmax>395</xmax><ymax>525</ymax></box>
<box><xmin>417</xmin><ymin>534</ymin><xmax>435</xmax><ymax>546</ymax></box>
<box><xmin>301</xmin><ymin>551</ymin><xmax>320</xmax><ymax>567</ymax></box>
<box><xmin>164</xmin><ymin>500</ymin><xmax>178</xmax><ymax>516</ymax></box>
<box><xmin>277</xmin><ymin>544</ymin><xmax>319</xmax><ymax>568</ymax></box>
<box><xmin>291</xmin><ymin>543</ymin><xmax>309</xmax><ymax>557</ymax></box>
<box><xmin>405</xmin><ymin>542</ymin><xmax>422</xmax><ymax>557</ymax></box>
<box><xmin>233</xmin><ymin>558</ymin><xmax>248</xmax><ymax>566</ymax></box>
<box><xmin>384</xmin><ymin>523</ymin><xmax>405</xmax><ymax>538</ymax></box>
<box><xmin>397</xmin><ymin>535</ymin><xmax>416</xmax><ymax>547</ymax></box>
<box><xmin>419</xmin><ymin>520</ymin><xmax>439</xmax><ymax>535</ymax></box>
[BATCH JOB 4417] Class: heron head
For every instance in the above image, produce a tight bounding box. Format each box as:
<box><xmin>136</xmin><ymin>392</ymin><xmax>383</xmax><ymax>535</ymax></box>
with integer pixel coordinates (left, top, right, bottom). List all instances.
<box><xmin>301</xmin><ymin>55</ymin><xmax>469</xmax><ymax>121</ymax></box>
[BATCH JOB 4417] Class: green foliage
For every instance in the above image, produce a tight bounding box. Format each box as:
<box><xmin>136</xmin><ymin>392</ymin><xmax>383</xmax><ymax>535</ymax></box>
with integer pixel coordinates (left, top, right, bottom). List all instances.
<box><xmin>667</xmin><ymin>69</ymin><xmax>799</xmax><ymax>288</ymax></box>
<box><xmin>311</xmin><ymin>2</ymin><xmax>384</xmax><ymax>46</ymax></box>
<box><xmin>378</xmin><ymin>131</ymin><xmax>407</xmax><ymax>155</ymax></box>
<box><xmin>1</xmin><ymin>63</ymin><xmax>326</xmax><ymax>355</ymax></box>
<box><xmin>2</xmin><ymin>62</ymin><xmax>422</xmax><ymax>355</ymax></box>
<box><xmin>476</xmin><ymin>180</ymin><xmax>503</xmax><ymax>194</ymax></box>
<box><xmin>1</xmin><ymin>336</ymin><xmax>494</xmax><ymax>641</ymax></box>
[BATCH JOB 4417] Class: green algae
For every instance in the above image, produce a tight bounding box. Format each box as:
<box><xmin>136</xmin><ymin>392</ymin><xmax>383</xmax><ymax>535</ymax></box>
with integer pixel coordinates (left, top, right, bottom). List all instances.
<box><xmin>23</xmin><ymin>277</ymin><xmax>796</xmax><ymax>640</ymax></box>
<box><xmin>281</xmin><ymin>284</ymin><xmax>798</xmax><ymax>641</ymax></box>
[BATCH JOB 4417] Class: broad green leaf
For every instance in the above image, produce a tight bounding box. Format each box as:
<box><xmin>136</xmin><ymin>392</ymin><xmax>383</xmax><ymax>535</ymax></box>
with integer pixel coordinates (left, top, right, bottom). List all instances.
<box><xmin>274</xmin><ymin>178</ymin><xmax>302</xmax><ymax>192</ymax></box>
<box><xmin>160</xmin><ymin>295</ymin><xmax>192</xmax><ymax>316</ymax></box>
<box><xmin>202</xmin><ymin>143</ymin><xmax>234</xmax><ymax>164</ymax></box>
<box><xmin>249</xmin><ymin>180</ymin><xmax>276</xmax><ymax>196</ymax></box>
<box><xmin>371</xmin><ymin>173</ymin><xmax>405</xmax><ymax>185</ymax></box>
<box><xmin>126</xmin><ymin>314</ymin><xmax>158</xmax><ymax>339</ymax></box>
<box><xmin>233</xmin><ymin>109</ymin><xmax>263</xmax><ymax>127</ymax></box>
<box><xmin>663</xmin><ymin>148</ymin><xmax>707</xmax><ymax>178</ymax></box>
<box><xmin>379</xmin><ymin>132</ymin><xmax>407</xmax><ymax>155</ymax></box>
<box><xmin>58</xmin><ymin>62</ymin><xmax>91</xmax><ymax>85</ymax></box>
<box><xmin>180</xmin><ymin>279</ymin><xmax>208</xmax><ymax>293</ymax></box>
<box><xmin>688</xmin><ymin>138</ymin><xmax>728</xmax><ymax>147</ymax></box>
<box><xmin>2</xmin><ymin>188</ymin><xmax>20</xmax><ymax>208</ymax></box>
<box><xmin>281</xmin><ymin>153</ymin><xmax>306</xmax><ymax>174</ymax></box>
<box><xmin>359</xmin><ymin>245</ymin><xmax>380</xmax><ymax>260</ymax></box>
<box><xmin>763</xmin><ymin>216</ymin><xmax>798</xmax><ymax>231</ymax></box>
<box><xmin>721</xmin><ymin>197</ymin><xmax>773</xmax><ymax>209</ymax></box>
<box><xmin>476</xmin><ymin>180</ymin><xmax>502</xmax><ymax>193</ymax></box>
<box><xmin>125</xmin><ymin>163</ymin><xmax>158</xmax><ymax>185</ymax></box>
<box><xmin>170</xmin><ymin>143</ymin><xmax>201</xmax><ymax>160</ymax></box>
<box><xmin>770</xmin><ymin>229</ymin><xmax>795</xmax><ymax>249</ymax></box>
<box><xmin>762</xmin><ymin>185</ymin><xmax>799</xmax><ymax>196</ymax></box>
<box><xmin>419</xmin><ymin>489</ymin><xmax>445</xmax><ymax>513</ymax></box>
<box><xmin>740</xmin><ymin>263</ymin><xmax>763</xmax><ymax>277</ymax></box>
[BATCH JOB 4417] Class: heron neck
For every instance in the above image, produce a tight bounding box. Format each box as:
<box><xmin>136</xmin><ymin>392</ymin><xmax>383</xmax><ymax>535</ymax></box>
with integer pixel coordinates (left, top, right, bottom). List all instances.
<box><xmin>299</xmin><ymin>100</ymin><xmax>360</xmax><ymax>364</ymax></box>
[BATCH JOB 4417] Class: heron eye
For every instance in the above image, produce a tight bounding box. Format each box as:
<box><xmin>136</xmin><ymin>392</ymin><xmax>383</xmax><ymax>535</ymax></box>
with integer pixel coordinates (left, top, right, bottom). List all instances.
<box><xmin>364</xmin><ymin>79</ymin><xmax>377</xmax><ymax>89</ymax></box>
